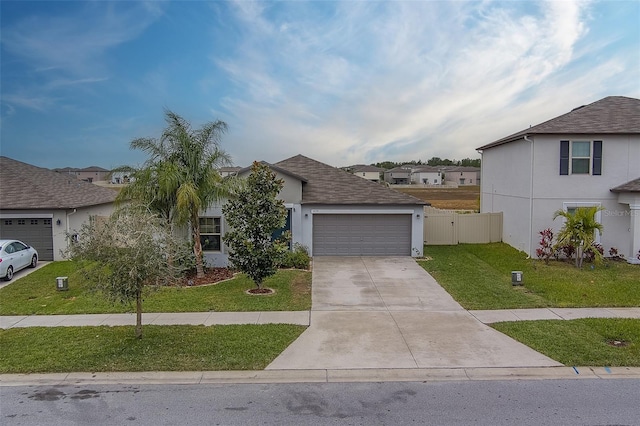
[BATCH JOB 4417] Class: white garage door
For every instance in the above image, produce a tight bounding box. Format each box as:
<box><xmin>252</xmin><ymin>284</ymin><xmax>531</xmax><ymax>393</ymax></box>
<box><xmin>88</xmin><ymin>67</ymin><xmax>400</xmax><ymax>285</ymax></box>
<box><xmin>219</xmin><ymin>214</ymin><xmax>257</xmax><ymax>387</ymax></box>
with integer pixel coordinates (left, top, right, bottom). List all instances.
<box><xmin>313</xmin><ymin>214</ymin><xmax>412</xmax><ymax>256</ymax></box>
<box><xmin>0</xmin><ymin>218</ymin><xmax>54</xmax><ymax>260</ymax></box>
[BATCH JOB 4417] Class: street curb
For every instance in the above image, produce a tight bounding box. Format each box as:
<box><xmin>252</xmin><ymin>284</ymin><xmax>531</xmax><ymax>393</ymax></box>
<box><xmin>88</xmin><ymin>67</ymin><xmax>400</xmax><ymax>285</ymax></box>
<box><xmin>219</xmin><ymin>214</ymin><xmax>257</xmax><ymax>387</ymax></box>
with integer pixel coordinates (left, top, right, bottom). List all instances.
<box><xmin>2</xmin><ymin>366</ymin><xmax>639</xmax><ymax>386</ymax></box>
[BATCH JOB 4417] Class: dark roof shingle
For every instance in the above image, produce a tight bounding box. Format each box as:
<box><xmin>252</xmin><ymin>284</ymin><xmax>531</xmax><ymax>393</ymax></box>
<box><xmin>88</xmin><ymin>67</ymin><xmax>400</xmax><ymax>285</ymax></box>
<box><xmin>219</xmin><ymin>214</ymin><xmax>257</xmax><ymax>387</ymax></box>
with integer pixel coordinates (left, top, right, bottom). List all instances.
<box><xmin>275</xmin><ymin>155</ymin><xmax>425</xmax><ymax>205</ymax></box>
<box><xmin>478</xmin><ymin>96</ymin><xmax>640</xmax><ymax>150</ymax></box>
<box><xmin>610</xmin><ymin>177</ymin><xmax>640</xmax><ymax>193</ymax></box>
<box><xmin>1</xmin><ymin>156</ymin><xmax>118</xmax><ymax>209</ymax></box>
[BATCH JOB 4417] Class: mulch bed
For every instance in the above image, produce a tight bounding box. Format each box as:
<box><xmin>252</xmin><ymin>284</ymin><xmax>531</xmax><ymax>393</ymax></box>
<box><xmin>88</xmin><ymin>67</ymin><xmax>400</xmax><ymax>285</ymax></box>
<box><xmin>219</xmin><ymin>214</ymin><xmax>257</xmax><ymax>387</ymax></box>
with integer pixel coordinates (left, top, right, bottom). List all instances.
<box><xmin>179</xmin><ymin>268</ymin><xmax>235</xmax><ymax>287</ymax></box>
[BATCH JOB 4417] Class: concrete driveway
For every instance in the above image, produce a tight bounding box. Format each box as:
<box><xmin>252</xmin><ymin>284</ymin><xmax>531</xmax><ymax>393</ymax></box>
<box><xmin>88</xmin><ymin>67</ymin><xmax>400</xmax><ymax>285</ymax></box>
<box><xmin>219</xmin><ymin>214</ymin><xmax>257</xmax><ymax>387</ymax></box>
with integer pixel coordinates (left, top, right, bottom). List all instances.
<box><xmin>267</xmin><ymin>257</ymin><xmax>561</xmax><ymax>370</ymax></box>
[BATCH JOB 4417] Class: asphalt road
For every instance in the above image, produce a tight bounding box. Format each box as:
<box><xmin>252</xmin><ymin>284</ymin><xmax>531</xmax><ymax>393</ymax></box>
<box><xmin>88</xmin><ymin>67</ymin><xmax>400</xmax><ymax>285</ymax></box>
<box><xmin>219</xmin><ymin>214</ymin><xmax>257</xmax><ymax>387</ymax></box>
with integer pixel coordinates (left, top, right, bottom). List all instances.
<box><xmin>2</xmin><ymin>379</ymin><xmax>638</xmax><ymax>425</ymax></box>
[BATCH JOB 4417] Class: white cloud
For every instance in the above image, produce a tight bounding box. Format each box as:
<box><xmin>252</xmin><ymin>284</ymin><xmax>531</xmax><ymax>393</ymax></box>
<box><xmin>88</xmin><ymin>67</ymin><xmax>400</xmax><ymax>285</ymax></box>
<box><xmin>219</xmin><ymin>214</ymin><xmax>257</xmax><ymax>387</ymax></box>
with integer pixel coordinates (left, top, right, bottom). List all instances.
<box><xmin>213</xmin><ymin>0</ymin><xmax>636</xmax><ymax>167</ymax></box>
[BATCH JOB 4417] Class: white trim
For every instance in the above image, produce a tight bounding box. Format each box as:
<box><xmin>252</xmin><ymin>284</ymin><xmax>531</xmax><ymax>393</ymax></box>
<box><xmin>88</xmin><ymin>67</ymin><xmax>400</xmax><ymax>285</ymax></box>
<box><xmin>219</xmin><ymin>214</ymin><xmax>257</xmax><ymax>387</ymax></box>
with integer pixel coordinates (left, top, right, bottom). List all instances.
<box><xmin>310</xmin><ymin>209</ymin><xmax>415</xmax><ymax>215</ymax></box>
<box><xmin>0</xmin><ymin>213</ymin><xmax>53</xmax><ymax>219</ymax></box>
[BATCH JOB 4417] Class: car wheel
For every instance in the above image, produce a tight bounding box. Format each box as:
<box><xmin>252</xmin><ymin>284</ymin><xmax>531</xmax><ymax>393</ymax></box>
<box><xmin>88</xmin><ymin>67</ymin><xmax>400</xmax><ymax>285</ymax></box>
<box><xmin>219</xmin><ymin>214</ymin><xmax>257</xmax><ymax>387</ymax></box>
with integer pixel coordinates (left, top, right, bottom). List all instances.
<box><xmin>30</xmin><ymin>255</ymin><xmax>38</xmax><ymax>268</ymax></box>
<box><xmin>4</xmin><ymin>266</ymin><xmax>13</xmax><ymax>281</ymax></box>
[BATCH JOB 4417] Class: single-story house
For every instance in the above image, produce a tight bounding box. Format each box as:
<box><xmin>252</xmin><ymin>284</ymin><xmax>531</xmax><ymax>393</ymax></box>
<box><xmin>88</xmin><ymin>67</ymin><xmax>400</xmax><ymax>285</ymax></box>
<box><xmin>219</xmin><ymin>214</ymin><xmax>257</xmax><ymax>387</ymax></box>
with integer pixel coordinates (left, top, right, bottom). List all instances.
<box><xmin>0</xmin><ymin>156</ymin><xmax>118</xmax><ymax>260</ymax></box>
<box><xmin>477</xmin><ymin>96</ymin><xmax>640</xmax><ymax>263</ymax></box>
<box><xmin>201</xmin><ymin>155</ymin><xmax>426</xmax><ymax>266</ymax></box>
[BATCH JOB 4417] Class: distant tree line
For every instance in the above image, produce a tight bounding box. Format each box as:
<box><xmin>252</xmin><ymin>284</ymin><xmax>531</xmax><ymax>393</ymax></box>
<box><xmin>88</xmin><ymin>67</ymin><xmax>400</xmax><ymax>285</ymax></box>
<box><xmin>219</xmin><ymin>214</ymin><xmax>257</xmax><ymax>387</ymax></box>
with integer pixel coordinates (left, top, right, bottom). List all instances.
<box><xmin>373</xmin><ymin>157</ymin><xmax>480</xmax><ymax>169</ymax></box>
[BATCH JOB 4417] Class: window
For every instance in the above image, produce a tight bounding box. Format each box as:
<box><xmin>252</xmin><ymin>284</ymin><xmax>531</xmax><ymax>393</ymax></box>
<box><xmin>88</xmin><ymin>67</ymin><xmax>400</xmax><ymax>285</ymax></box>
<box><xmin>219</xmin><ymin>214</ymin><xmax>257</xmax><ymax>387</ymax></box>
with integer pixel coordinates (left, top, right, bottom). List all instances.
<box><xmin>17</xmin><ymin>219</ymin><xmax>25</xmax><ymax>225</ymax></box>
<box><xmin>199</xmin><ymin>217</ymin><xmax>221</xmax><ymax>251</ymax></box>
<box><xmin>560</xmin><ymin>140</ymin><xmax>602</xmax><ymax>175</ymax></box>
<box><xmin>30</xmin><ymin>219</ymin><xmax>38</xmax><ymax>225</ymax></box>
<box><xmin>44</xmin><ymin>219</ymin><xmax>52</xmax><ymax>225</ymax></box>
<box><xmin>4</xmin><ymin>220</ymin><xmax>12</xmax><ymax>225</ymax></box>
<box><xmin>562</xmin><ymin>202</ymin><xmax>602</xmax><ymax>243</ymax></box>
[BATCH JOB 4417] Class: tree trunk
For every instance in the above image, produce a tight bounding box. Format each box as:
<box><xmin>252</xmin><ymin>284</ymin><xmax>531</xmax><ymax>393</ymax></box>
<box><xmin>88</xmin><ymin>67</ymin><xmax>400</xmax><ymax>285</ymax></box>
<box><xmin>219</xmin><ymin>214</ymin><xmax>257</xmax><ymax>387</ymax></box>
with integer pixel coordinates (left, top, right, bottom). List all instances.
<box><xmin>135</xmin><ymin>289</ymin><xmax>143</xmax><ymax>339</ymax></box>
<box><xmin>192</xmin><ymin>213</ymin><xmax>205</xmax><ymax>278</ymax></box>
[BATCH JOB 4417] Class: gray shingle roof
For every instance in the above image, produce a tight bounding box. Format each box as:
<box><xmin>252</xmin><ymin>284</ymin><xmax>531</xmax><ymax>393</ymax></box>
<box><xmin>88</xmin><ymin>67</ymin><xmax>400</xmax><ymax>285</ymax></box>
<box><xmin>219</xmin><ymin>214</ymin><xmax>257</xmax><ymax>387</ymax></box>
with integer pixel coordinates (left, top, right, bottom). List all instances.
<box><xmin>478</xmin><ymin>96</ymin><xmax>640</xmax><ymax>150</ymax></box>
<box><xmin>275</xmin><ymin>155</ymin><xmax>425</xmax><ymax>205</ymax></box>
<box><xmin>1</xmin><ymin>156</ymin><xmax>118</xmax><ymax>209</ymax></box>
<box><xmin>350</xmin><ymin>164</ymin><xmax>384</xmax><ymax>173</ymax></box>
<box><xmin>610</xmin><ymin>177</ymin><xmax>640</xmax><ymax>193</ymax></box>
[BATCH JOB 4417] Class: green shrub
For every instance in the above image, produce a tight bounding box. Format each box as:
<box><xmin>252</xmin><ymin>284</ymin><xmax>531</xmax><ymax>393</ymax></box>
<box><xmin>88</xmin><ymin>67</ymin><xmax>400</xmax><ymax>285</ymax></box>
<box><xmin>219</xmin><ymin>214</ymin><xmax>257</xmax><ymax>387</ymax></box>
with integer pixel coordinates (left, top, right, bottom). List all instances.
<box><xmin>279</xmin><ymin>243</ymin><xmax>311</xmax><ymax>270</ymax></box>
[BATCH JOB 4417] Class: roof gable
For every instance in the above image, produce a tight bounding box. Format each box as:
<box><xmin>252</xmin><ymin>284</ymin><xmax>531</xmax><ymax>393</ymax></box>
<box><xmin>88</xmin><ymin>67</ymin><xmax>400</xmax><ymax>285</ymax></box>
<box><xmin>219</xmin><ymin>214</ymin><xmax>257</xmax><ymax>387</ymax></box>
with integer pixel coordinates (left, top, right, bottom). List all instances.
<box><xmin>478</xmin><ymin>96</ymin><xmax>640</xmax><ymax>150</ymax></box>
<box><xmin>275</xmin><ymin>155</ymin><xmax>425</xmax><ymax>205</ymax></box>
<box><xmin>0</xmin><ymin>156</ymin><xmax>117</xmax><ymax>209</ymax></box>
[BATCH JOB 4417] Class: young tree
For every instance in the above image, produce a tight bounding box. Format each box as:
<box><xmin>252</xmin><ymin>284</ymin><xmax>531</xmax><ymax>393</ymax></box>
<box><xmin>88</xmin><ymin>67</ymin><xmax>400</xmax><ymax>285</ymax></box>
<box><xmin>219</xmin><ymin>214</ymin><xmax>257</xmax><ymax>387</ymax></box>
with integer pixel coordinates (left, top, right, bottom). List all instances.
<box><xmin>223</xmin><ymin>162</ymin><xmax>289</xmax><ymax>290</ymax></box>
<box><xmin>553</xmin><ymin>206</ymin><xmax>605</xmax><ymax>268</ymax></box>
<box><xmin>66</xmin><ymin>205</ymin><xmax>186</xmax><ymax>338</ymax></box>
<box><xmin>114</xmin><ymin>110</ymin><xmax>235</xmax><ymax>277</ymax></box>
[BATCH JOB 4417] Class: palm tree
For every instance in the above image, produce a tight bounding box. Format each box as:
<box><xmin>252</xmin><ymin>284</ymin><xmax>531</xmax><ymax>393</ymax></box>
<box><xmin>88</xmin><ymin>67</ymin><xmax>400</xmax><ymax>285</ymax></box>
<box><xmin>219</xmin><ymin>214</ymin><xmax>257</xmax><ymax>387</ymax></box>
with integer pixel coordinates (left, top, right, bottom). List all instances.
<box><xmin>115</xmin><ymin>110</ymin><xmax>234</xmax><ymax>277</ymax></box>
<box><xmin>553</xmin><ymin>205</ymin><xmax>604</xmax><ymax>268</ymax></box>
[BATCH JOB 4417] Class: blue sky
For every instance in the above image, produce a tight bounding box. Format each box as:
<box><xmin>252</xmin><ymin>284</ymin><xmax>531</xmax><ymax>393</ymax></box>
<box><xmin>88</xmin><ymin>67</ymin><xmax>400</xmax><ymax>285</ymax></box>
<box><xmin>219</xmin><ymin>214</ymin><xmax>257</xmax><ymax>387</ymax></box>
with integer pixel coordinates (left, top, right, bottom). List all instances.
<box><xmin>1</xmin><ymin>1</ymin><xmax>639</xmax><ymax>169</ymax></box>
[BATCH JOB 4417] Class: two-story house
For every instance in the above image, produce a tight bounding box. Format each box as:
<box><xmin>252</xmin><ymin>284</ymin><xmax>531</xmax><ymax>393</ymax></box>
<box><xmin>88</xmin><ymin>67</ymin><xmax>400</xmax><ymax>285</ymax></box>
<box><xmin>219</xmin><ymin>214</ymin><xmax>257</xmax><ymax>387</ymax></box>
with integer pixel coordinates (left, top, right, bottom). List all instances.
<box><xmin>410</xmin><ymin>166</ymin><xmax>442</xmax><ymax>185</ymax></box>
<box><xmin>348</xmin><ymin>164</ymin><xmax>384</xmax><ymax>182</ymax></box>
<box><xmin>477</xmin><ymin>96</ymin><xmax>640</xmax><ymax>263</ymax></box>
<box><xmin>383</xmin><ymin>166</ymin><xmax>412</xmax><ymax>184</ymax></box>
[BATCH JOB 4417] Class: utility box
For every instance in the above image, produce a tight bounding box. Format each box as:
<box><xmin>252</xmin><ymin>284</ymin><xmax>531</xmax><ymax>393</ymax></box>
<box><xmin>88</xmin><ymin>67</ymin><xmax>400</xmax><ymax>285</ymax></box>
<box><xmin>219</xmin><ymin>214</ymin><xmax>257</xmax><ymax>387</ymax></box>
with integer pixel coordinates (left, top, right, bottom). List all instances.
<box><xmin>56</xmin><ymin>276</ymin><xmax>69</xmax><ymax>291</ymax></box>
<box><xmin>511</xmin><ymin>271</ymin><xmax>523</xmax><ymax>286</ymax></box>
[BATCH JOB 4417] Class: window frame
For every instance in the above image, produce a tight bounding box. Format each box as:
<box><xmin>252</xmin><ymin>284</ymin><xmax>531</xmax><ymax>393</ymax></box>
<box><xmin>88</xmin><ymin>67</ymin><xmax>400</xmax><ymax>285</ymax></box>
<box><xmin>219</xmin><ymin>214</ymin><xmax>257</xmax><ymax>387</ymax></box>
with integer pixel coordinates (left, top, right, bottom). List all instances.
<box><xmin>562</xmin><ymin>202</ymin><xmax>602</xmax><ymax>243</ymax></box>
<box><xmin>199</xmin><ymin>217</ymin><xmax>222</xmax><ymax>252</ymax></box>
<box><xmin>560</xmin><ymin>140</ymin><xmax>602</xmax><ymax>176</ymax></box>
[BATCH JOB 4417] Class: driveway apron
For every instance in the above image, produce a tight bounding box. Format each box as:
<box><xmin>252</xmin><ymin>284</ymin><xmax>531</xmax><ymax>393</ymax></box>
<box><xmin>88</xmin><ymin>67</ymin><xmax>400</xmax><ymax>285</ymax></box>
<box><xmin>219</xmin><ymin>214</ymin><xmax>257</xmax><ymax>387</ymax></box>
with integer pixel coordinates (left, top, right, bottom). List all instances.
<box><xmin>267</xmin><ymin>257</ymin><xmax>560</xmax><ymax>370</ymax></box>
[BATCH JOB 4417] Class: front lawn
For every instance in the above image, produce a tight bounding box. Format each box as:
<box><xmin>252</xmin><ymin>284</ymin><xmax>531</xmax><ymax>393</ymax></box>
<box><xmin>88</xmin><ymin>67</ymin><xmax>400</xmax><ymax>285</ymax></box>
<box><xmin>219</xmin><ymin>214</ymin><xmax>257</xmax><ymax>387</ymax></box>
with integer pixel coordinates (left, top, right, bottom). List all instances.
<box><xmin>492</xmin><ymin>318</ymin><xmax>640</xmax><ymax>367</ymax></box>
<box><xmin>0</xmin><ymin>262</ymin><xmax>311</xmax><ymax>315</ymax></box>
<box><xmin>0</xmin><ymin>324</ymin><xmax>305</xmax><ymax>373</ymax></box>
<box><xmin>418</xmin><ymin>243</ymin><xmax>640</xmax><ymax>310</ymax></box>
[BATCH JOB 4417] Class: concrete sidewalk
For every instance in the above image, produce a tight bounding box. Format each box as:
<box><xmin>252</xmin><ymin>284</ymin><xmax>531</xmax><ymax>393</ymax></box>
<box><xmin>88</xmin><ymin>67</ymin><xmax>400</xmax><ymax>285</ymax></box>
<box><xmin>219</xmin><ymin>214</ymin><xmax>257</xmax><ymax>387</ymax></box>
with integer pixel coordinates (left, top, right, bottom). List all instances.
<box><xmin>2</xmin><ymin>306</ymin><xmax>639</xmax><ymax>329</ymax></box>
<box><xmin>470</xmin><ymin>307</ymin><xmax>640</xmax><ymax>324</ymax></box>
<box><xmin>0</xmin><ymin>311</ymin><xmax>310</xmax><ymax>329</ymax></box>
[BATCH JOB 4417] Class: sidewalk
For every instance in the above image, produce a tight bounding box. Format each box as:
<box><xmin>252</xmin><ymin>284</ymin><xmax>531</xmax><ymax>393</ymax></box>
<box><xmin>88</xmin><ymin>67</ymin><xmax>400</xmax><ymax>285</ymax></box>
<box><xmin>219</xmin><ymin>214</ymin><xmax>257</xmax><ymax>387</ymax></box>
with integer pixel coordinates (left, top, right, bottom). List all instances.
<box><xmin>0</xmin><ymin>311</ymin><xmax>310</xmax><ymax>329</ymax></box>
<box><xmin>2</xmin><ymin>307</ymin><xmax>640</xmax><ymax>329</ymax></box>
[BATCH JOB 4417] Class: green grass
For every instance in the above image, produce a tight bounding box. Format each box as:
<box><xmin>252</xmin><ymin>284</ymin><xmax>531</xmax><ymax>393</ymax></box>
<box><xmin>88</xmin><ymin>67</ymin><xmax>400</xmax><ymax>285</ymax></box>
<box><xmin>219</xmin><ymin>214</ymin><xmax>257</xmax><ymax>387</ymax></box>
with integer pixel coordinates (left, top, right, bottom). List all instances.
<box><xmin>492</xmin><ymin>319</ymin><xmax>640</xmax><ymax>366</ymax></box>
<box><xmin>0</xmin><ymin>324</ymin><xmax>306</xmax><ymax>373</ymax></box>
<box><xmin>418</xmin><ymin>243</ymin><xmax>640</xmax><ymax>309</ymax></box>
<box><xmin>0</xmin><ymin>262</ymin><xmax>311</xmax><ymax>315</ymax></box>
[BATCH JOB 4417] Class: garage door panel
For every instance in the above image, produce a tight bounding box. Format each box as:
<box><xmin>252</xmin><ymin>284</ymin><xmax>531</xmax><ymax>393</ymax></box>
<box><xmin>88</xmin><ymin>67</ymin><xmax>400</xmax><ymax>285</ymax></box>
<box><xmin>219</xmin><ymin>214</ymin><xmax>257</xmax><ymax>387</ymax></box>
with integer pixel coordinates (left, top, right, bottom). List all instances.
<box><xmin>0</xmin><ymin>218</ymin><xmax>54</xmax><ymax>261</ymax></box>
<box><xmin>313</xmin><ymin>214</ymin><xmax>411</xmax><ymax>256</ymax></box>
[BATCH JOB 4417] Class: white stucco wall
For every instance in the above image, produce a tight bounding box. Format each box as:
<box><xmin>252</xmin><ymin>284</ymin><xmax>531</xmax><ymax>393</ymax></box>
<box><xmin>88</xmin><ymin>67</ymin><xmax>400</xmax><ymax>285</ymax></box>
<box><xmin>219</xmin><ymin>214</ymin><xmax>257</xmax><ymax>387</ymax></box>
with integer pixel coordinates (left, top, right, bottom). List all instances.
<box><xmin>411</xmin><ymin>172</ymin><xmax>441</xmax><ymax>185</ymax></box>
<box><xmin>481</xmin><ymin>134</ymin><xmax>640</xmax><ymax>259</ymax></box>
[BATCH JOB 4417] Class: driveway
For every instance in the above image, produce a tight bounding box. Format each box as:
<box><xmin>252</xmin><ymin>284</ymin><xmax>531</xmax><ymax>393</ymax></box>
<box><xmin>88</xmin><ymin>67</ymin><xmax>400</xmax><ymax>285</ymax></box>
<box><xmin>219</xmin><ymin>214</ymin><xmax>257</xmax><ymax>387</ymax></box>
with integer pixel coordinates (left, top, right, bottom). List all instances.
<box><xmin>267</xmin><ymin>257</ymin><xmax>561</xmax><ymax>370</ymax></box>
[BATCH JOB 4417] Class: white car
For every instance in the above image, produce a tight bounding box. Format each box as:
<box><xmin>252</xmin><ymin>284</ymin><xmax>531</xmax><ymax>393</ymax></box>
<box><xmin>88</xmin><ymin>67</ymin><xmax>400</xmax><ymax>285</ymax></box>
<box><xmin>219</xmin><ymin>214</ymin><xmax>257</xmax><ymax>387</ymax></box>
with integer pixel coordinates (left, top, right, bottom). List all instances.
<box><xmin>0</xmin><ymin>239</ymin><xmax>38</xmax><ymax>281</ymax></box>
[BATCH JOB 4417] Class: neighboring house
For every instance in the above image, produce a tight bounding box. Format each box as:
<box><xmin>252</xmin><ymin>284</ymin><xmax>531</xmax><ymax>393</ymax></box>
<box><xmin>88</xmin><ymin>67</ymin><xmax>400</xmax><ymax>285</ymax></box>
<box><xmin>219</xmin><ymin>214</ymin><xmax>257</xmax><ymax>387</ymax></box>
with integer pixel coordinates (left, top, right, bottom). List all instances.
<box><xmin>410</xmin><ymin>166</ymin><xmax>442</xmax><ymax>185</ymax></box>
<box><xmin>347</xmin><ymin>164</ymin><xmax>384</xmax><ymax>182</ymax></box>
<box><xmin>53</xmin><ymin>166</ymin><xmax>111</xmax><ymax>183</ymax></box>
<box><xmin>477</xmin><ymin>96</ymin><xmax>640</xmax><ymax>263</ymax></box>
<box><xmin>383</xmin><ymin>166</ymin><xmax>412</xmax><ymax>184</ymax></box>
<box><xmin>218</xmin><ymin>166</ymin><xmax>242</xmax><ymax>177</ymax></box>
<box><xmin>0</xmin><ymin>157</ymin><xmax>117</xmax><ymax>260</ymax></box>
<box><xmin>440</xmin><ymin>166</ymin><xmax>480</xmax><ymax>185</ymax></box>
<box><xmin>201</xmin><ymin>155</ymin><xmax>426</xmax><ymax>266</ymax></box>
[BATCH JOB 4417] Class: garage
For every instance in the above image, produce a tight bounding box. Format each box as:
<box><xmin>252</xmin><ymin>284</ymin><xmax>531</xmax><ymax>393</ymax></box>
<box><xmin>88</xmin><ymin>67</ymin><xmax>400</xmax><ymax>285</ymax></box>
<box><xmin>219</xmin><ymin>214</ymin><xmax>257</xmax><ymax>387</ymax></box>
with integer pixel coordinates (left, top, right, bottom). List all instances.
<box><xmin>0</xmin><ymin>218</ymin><xmax>54</xmax><ymax>260</ymax></box>
<box><xmin>313</xmin><ymin>214</ymin><xmax>412</xmax><ymax>256</ymax></box>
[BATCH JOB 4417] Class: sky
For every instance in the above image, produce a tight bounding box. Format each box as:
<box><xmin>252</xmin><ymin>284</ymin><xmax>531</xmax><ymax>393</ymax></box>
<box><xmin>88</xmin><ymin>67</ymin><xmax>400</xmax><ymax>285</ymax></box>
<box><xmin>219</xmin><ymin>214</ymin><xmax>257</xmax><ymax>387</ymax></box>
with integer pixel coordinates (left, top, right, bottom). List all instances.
<box><xmin>1</xmin><ymin>1</ymin><xmax>639</xmax><ymax>170</ymax></box>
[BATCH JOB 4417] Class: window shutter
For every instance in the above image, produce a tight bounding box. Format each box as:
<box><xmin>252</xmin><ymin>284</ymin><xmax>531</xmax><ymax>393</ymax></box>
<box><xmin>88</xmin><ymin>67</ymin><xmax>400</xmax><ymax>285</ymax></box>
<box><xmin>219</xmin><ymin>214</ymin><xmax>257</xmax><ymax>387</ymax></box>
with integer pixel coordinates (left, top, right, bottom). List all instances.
<box><xmin>592</xmin><ymin>141</ymin><xmax>602</xmax><ymax>175</ymax></box>
<box><xmin>560</xmin><ymin>140</ymin><xmax>569</xmax><ymax>175</ymax></box>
